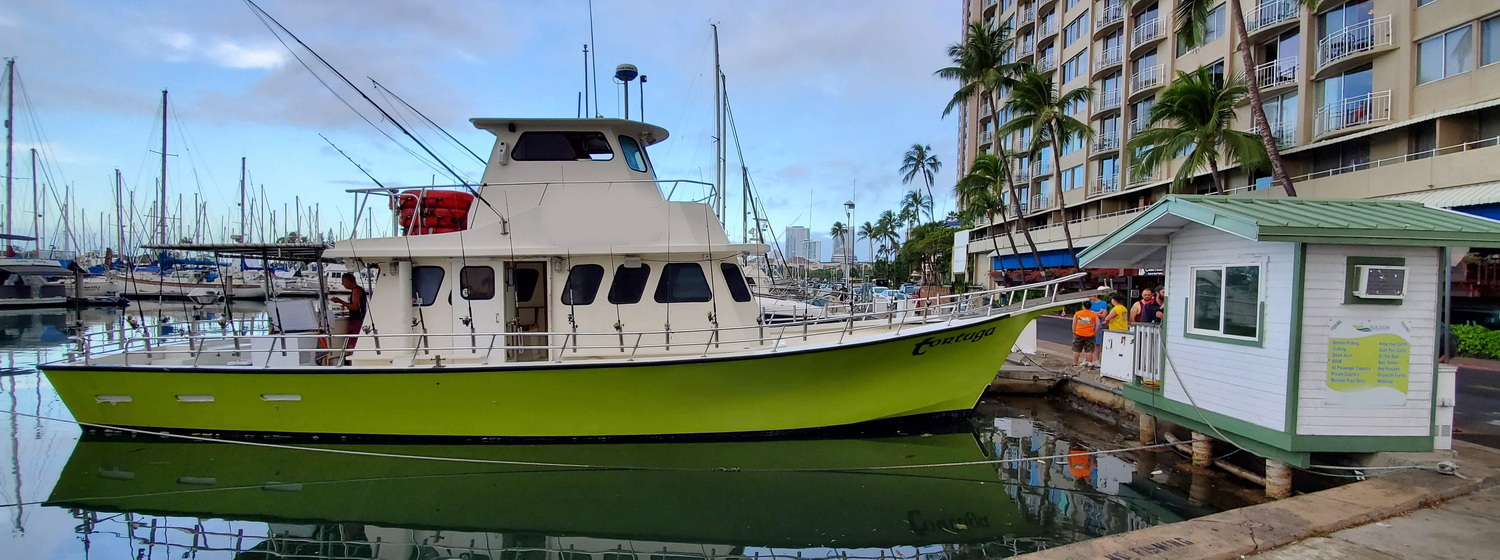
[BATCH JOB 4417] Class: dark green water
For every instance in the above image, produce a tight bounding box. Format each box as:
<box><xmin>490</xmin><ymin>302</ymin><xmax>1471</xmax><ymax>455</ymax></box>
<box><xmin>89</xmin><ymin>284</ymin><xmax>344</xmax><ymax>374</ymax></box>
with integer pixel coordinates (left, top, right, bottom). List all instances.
<box><xmin>0</xmin><ymin>305</ymin><xmax>1231</xmax><ymax>559</ymax></box>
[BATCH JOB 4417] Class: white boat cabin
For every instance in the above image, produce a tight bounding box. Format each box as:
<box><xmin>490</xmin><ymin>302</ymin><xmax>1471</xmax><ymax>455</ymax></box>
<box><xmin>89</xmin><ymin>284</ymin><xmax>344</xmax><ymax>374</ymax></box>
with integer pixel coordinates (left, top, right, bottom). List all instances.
<box><xmin>326</xmin><ymin>119</ymin><xmax>768</xmax><ymax>363</ymax></box>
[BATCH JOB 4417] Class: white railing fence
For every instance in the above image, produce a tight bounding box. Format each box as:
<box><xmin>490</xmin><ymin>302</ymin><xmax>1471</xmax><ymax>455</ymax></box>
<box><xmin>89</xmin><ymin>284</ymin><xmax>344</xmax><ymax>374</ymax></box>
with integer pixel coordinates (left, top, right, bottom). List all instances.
<box><xmin>1132</xmin><ymin>323</ymin><xmax>1162</xmax><ymax>385</ymax></box>
<box><xmin>1317</xmin><ymin>15</ymin><xmax>1393</xmax><ymax>70</ymax></box>
<box><xmin>1313</xmin><ymin>90</ymin><xmax>1391</xmax><ymax>136</ymax></box>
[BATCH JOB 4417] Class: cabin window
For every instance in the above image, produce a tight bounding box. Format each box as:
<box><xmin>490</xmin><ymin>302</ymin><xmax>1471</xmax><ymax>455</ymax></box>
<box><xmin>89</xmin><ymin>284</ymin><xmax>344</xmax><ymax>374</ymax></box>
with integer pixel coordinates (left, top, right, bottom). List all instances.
<box><xmin>607</xmin><ymin>264</ymin><xmax>652</xmax><ymax>304</ymax></box>
<box><xmin>459</xmin><ymin>266</ymin><xmax>495</xmax><ymax>300</ymax></box>
<box><xmin>511</xmin><ymin>131</ymin><xmax>614</xmax><ymax>161</ymax></box>
<box><xmin>412</xmin><ymin>266</ymin><xmax>445</xmax><ymax>306</ymax></box>
<box><xmin>562</xmin><ymin>264</ymin><xmax>605</xmax><ymax>305</ymax></box>
<box><xmin>512</xmin><ymin>267</ymin><xmax>541</xmax><ymax>302</ymax></box>
<box><xmin>655</xmin><ymin>263</ymin><xmax>713</xmax><ymax>303</ymax></box>
<box><xmin>720</xmin><ymin>263</ymin><xmax>753</xmax><ymax>302</ymax></box>
<box><xmin>1189</xmin><ymin>264</ymin><xmax>1261</xmax><ymax>340</ymax></box>
<box><xmin>619</xmin><ymin>135</ymin><xmax>648</xmax><ymax>172</ymax></box>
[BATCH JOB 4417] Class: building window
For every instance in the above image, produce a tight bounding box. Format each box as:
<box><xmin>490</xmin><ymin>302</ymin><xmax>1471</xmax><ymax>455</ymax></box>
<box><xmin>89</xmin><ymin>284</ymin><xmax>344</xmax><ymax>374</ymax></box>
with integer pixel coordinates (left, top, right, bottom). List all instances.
<box><xmin>561</xmin><ymin>264</ymin><xmax>605</xmax><ymax>305</ymax></box>
<box><xmin>1176</xmin><ymin>4</ymin><xmax>1224</xmax><ymax>55</ymax></box>
<box><xmin>1062</xmin><ymin>51</ymin><xmax>1089</xmax><ymax>83</ymax></box>
<box><xmin>1060</xmin><ymin>165</ymin><xmax>1085</xmax><ymax>191</ymax></box>
<box><xmin>654</xmin><ymin>263</ymin><xmax>713</xmax><ymax>303</ymax></box>
<box><xmin>412</xmin><ymin>266</ymin><xmax>445</xmax><ymax>306</ymax></box>
<box><xmin>1206</xmin><ymin>59</ymin><xmax>1225</xmax><ymax>86</ymax></box>
<box><xmin>719</xmin><ymin>263</ymin><xmax>753</xmax><ymax>302</ymax></box>
<box><xmin>607</xmin><ymin>264</ymin><xmax>652</xmax><ymax>304</ymax></box>
<box><xmin>1419</xmin><ymin>24</ymin><xmax>1474</xmax><ymax>84</ymax></box>
<box><xmin>1063</xmin><ymin>13</ymin><xmax>1089</xmax><ymax>47</ymax></box>
<box><xmin>1190</xmin><ymin>264</ymin><xmax>1261</xmax><ymax>340</ymax></box>
<box><xmin>1065</xmin><ymin>0</ymin><xmax>1080</xmax><ymax>10</ymax></box>
<box><xmin>1485</xmin><ymin>16</ymin><xmax>1500</xmax><ymax>66</ymax></box>
<box><xmin>459</xmin><ymin>266</ymin><xmax>495</xmax><ymax>300</ymax></box>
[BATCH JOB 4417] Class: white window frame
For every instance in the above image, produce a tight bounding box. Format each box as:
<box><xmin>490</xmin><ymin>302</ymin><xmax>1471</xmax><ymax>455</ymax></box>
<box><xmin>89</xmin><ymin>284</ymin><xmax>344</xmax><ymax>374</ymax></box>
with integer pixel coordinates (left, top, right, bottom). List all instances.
<box><xmin>1482</xmin><ymin>15</ymin><xmax>1500</xmax><ymax>68</ymax></box>
<box><xmin>1187</xmin><ymin>262</ymin><xmax>1264</xmax><ymax>341</ymax></box>
<box><xmin>1418</xmin><ymin>23</ymin><xmax>1474</xmax><ymax>84</ymax></box>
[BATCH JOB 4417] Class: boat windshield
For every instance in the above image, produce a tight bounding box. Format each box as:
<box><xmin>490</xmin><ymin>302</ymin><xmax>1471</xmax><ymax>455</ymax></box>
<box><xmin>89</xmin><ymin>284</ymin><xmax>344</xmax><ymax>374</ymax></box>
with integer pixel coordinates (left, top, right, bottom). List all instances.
<box><xmin>511</xmin><ymin>131</ymin><xmax>615</xmax><ymax>161</ymax></box>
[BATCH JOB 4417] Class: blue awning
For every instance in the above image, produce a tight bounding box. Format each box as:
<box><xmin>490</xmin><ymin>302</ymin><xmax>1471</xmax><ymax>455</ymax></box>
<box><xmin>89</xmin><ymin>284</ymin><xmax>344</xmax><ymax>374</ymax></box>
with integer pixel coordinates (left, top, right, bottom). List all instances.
<box><xmin>991</xmin><ymin>249</ymin><xmax>1076</xmax><ymax>270</ymax></box>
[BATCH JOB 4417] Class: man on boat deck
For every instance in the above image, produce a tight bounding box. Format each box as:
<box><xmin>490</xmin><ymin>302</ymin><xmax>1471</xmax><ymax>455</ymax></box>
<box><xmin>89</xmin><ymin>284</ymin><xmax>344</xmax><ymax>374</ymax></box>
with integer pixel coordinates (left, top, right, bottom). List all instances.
<box><xmin>1071</xmin><ymin>304</ymin><xmax>1100</xmax><ymax>369</ymax></box>
<box><xmin>330</xmin><ymin>273</ymin><xmax>367</xmax><ymax>349</ymax></box>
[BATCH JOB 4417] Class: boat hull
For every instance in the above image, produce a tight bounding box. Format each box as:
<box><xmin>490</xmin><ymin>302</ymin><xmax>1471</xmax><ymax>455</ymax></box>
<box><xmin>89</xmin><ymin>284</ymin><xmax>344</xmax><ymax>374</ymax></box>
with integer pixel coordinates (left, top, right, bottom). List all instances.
<box><xmin>43</xmin><ymin>310</ymin><xmax>1043</xmax><ymax>438</ymax></box>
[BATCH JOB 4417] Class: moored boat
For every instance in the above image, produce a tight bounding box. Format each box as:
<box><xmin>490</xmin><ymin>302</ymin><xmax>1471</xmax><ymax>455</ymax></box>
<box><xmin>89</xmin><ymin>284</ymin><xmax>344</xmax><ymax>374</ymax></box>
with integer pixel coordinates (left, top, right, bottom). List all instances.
<box><xmin>41</xmin><ymin>117</ymin><xmax>1099</xmax><ymax>438</ymax></box>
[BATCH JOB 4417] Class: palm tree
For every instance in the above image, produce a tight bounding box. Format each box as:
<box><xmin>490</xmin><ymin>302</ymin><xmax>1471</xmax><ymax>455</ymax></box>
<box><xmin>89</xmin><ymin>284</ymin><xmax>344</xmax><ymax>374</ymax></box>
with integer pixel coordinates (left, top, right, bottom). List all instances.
<box><xmin>937</xmin><ymin>20</ymin><xmax>1025</xmax><ymax>159</ymax></box>
<box><xmin>1128</xmin><ymin>67</ymin><xmax>1269</xmax><ymax>195</ymax></box>
<box><xmin>1160</xmin><ymin>0</ymin><xmax>1304</xmax><ymax>196</ymax></box>
<box><xmin>829</xmin><ymin>221</ymin><xmax>848</xmax><ymax>261</ymax></box>
<box><xmin>877</xmin><ymin>210</ymin><xmax>901</xmax><ymax>254</ymax></box>
<box><xmin>956</xmin><ymin>153</ymin><xmax>1044</xmax><ymax>275</ymax></box>
<box><xmin>899</xmin><ymin>190</ymin><xmax>933</xmax><ymax>229</ymax></box>
<box><xmin>857</xmin><ymin>221</ymin><xmax>879</xmax><ymax>264</ymax></box>
<box><xmin>997</xmin><ymin>69</ymin><xmax>1093</xmax><ymax>265</ymax></box>
<box><xmin>900</xmin><ymin>144</ymin><xmax>943</xmax><ymax>210</ymax></box>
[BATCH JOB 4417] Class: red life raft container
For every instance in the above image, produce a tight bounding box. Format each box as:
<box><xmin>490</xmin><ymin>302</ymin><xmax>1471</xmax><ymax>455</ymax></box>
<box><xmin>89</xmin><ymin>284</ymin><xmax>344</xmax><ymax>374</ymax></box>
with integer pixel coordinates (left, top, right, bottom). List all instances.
<box><xmin>392</xmin><ymin>190</ymin><xmax>474</xmax><ymax>235</ymax></box>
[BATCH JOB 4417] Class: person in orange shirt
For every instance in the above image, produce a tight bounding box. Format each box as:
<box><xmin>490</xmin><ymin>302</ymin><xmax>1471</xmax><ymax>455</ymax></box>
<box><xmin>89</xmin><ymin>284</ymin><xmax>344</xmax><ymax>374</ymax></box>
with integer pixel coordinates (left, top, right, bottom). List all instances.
<box><xmin>1071</xmin><ymin>304</ymin><xmax>1100</xmax><ymax>368</ymax></box>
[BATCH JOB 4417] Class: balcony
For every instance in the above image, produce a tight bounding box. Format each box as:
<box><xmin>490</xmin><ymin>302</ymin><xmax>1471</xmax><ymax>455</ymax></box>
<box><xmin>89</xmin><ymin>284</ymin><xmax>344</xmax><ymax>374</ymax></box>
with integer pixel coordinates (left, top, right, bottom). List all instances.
<box><xmin>1029</xmin><ymin>192</ymin><xmax>1057</xmax><ymax>213</ymax></box>
<box><xmin>981</xmin><ymin>103</ymin><xmax>994</xmax><ymax>118</ymax></box>
<box><xmin>1254</xmin><ymin>120</ymin><xmax>1296</xmax><ymax>149</ymax></box>
<box><xmin>1244</xmin><ymin>0</ymin><xmax>1300</xmax><ymax>36</ymax></box>
<box><xmin>980</xmin><ymin>130</ymin><xmax>995</xmax><ymax>145</ymax></box>
<box><xmin>1129</xmin><ymin>117</ymin><xmax>1149</xmax><ymax>135</ymax></box>
<box><xmin>1131</xmin><ymin>17</ymin><xmax>1164</xmax><ymax>50</ymax></box>
<box><xmin>1088</xmin><ymin>175</ymin><xmax>1121</xmax><ymax>197</ymax></box>
<box><xmin>1316</xmin><ymin>15</ymin><xmax>1393</xmax><ymax>74</ymax></box>
<box><xmin>1094</xmin><ymin>88</ymin><xmax>1122</xmax><ymax>113</ymax></box>
<box><xmin>1091</xmin><ymin>131</ymin><xmax>1121</xmax><ymax>154</ymax></box>
<box><xmin>1094</xmin><ymin>44</ymin><xmax>1123</xmax><ymax>75</ymax></box>
<box><xmin>1095</xmin><ymin>2</ymin><xmax>1124</xmax><ymax>34</ymax></box>
<box><xmin>1129</xmin><ymin>64</ymin><xmax>1164</xmax><ymax>94</ymax></box>
<box><xmin>1128</xmin><ymin>165</ymin><xmax>1158</xmax><ymax>185</ymax></box>
<box><xmin>1254</xmin><ymin>57</ymin><xmax>1298</xmax><ymax>91</ymax></box>
<box><xmin>1031</xmin><ymin>159</ymin><xmax>1053</xmax><ymax>177</ymax></box>
<box><xmin>1039</xmin><ymin>17</ymin><xmax>1058</xmax><ymax>38</ymax></box>
<box><xmin>1013</xmin><ymin>167</ymin><xmax>1033</xmax><ymax>184</ymax></box>
<box><xmin>1020</xmin><ymin>38</ymin><xmax>1036</xmax><ymax>56</ymax></box>
<box><xmin>1018</xmin><ymin>6</ymin><xmax>1037</xmax><ymax>27</ymax></box>
<box><xmin>1037</xmin><ymin>51</ymin><xmax>1057</xmax><ymax>72</ymax></box>
<box><xmin>1313</xmin><ymin>90</ymin><xmax>1391</xmax><ymax>137</ymax></box>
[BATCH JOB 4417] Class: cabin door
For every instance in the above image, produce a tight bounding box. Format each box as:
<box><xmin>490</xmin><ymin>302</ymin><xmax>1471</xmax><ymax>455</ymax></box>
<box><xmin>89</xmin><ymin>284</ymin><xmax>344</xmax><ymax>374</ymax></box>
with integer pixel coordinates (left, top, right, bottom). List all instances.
<box><xmin>452</xmin><ymin>261</ymin><xmax>505</xmax><ymax>359</ymax></box>
<box><xmin>503</xmin><ymin>261</ymin><xmax>550</xmax><ymax>362</ymax></box>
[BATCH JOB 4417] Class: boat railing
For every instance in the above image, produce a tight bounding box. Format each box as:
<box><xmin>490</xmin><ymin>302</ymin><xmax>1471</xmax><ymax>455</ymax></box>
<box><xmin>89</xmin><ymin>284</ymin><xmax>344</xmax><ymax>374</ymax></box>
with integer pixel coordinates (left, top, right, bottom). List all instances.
<box><xmin>68</xmin><ymin>273</ymin><xmax>1097</xmax><ymax>367</ymax></box>
<box><xmin>345</xmin><ymin>178</ymin><xmax>717</xmax><ymax>203</ymax></box>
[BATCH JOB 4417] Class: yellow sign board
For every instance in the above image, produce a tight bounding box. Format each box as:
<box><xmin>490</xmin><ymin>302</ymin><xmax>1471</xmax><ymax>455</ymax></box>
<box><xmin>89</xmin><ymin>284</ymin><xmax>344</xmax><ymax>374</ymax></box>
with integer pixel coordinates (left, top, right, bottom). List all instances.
<box><xmin>1326</xmin><ymin>319</ymin><xmax>1410</xmax><ymax>407</ymax></box>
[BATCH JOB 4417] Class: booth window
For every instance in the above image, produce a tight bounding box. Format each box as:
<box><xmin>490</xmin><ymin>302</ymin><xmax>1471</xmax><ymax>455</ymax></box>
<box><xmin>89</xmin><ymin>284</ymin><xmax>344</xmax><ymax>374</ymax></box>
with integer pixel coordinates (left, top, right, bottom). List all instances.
<box><xmin>1189</xmin><ymin>264</ymin><xmax>1261</xmax><ymax>340</ymax></box>
<box><xmin>459</xmin><ymin>266</ymin><xmax>495</xmax><ymax>300</ymax></box>
<box><xmin>719</xmin><ymin>263</ymin><xmax>753</xmax><ymax>302</ymax></box>
<box><xmin>655</xmin><ymin>263</ymin><xmax>713</xmax><ymax>303</ymax></box>
<box><xmin>412</xmin><ymin>266</ymin><xmax>445</xmax><ymax>306</ymax></box>
<box><xmin>562</xmin><ymin>264</ymin><xmax>605</xmax><ymax>305</ymax></box>
<box><xmin>608</xmin><ymin>264</ymin><xmax>652</xmax><ymax>304</ymax></box>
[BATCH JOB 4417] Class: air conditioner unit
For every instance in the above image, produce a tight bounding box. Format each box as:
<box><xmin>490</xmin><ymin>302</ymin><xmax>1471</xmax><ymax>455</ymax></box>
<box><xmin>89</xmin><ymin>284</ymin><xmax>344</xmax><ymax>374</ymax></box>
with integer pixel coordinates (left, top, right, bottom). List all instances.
<box><xmin>1354</xmin><ymin>265</ymin><xmax>1407</xmax><ymax>299</ymax></box>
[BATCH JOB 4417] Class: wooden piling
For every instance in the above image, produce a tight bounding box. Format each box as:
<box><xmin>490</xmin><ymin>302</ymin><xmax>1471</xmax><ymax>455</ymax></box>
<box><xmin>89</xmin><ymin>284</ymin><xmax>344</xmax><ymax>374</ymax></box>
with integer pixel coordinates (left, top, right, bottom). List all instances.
<box><xmin>1265</xmin><ymin>459</ymin><xmax>1292</xmax><ymax>499</ymax></box>
<box><xmin>1137</xmin><ymin>413</ymin><xmax>1157</xmax><ymax>445</ymax></box>
<box><xmin>1191</xmin><ymin>431</ymin><xmax>1212</xmax><ymax>468</ymax></box>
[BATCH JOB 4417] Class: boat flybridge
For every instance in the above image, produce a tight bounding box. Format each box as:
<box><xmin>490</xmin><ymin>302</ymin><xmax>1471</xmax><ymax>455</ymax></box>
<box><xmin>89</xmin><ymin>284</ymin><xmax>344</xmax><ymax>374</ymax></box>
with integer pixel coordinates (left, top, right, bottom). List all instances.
<box><xmin>43</xmin><ymin>117</ymin><xmax>1101</xmax><ymax>438</ymax></box>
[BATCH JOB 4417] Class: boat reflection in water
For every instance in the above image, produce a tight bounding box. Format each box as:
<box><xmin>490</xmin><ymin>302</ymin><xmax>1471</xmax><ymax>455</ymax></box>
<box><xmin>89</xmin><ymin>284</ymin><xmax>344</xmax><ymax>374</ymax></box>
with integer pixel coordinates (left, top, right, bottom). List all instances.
<box><xmin>43</xmin><ymin>419</ymin><xmax>1209</xmax><ymax>559</ymax></box>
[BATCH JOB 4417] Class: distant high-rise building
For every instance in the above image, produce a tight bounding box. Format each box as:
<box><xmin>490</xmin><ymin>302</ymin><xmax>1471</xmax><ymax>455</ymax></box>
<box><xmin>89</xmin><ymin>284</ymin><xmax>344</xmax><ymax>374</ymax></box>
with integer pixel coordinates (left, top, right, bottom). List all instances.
<box><xmin>783</xmin><ymin>226</ymin><xmax>809</xmax><ymax>260</ymax></box>
<box><xmin>804</xmin><ymin>240</ymin><xmax>823</xmax><ymax>262</ymax></box>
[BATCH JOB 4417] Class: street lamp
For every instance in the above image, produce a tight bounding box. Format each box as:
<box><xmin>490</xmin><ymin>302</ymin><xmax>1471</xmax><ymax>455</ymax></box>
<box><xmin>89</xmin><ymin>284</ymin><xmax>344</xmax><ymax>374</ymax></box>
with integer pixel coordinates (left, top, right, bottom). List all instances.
<box><xmin>843</xmin><ymin>199</ymin><xmax>855</xmax><ymax>309</ymax></box>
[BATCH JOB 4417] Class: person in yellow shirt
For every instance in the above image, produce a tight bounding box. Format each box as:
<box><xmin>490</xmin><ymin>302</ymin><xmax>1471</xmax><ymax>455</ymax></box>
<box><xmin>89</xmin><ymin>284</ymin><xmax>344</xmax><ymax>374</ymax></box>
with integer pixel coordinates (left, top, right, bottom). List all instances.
<box><xmin>1104</xmin><ymin>293</ymin><xmax>1129</xmax><ymax>331</ymax></box>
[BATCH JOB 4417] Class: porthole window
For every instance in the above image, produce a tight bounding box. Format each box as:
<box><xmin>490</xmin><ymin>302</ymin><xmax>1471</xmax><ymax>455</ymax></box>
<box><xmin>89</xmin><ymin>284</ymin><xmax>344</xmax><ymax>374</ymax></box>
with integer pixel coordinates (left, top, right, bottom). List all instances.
<box><xmin>460</xmin><ymin>266</ymin><xmax>495</xmax><ymax>300</ymax></box>
<box><xmin>720</xmin><ymin>263</ymin><xmax>753</xmax><ymax>302</ymax></box>
<box><xmin>562</xmin><ymin>264</ymin><xmax>605</xmax><ymax>305</ymax></box>
<box><xmin>655</xmin><ymin>263</ymin><xmax>713</xmax><ymax>303</ymax></box>
<box><xmin>608</xmin><ymin>264</ymin><xmax>652</xmax><ymax>304</ymax></box>
<box><xmin>412</xmin><ymin>266</ymin><xmax>445</xmax><ymax>306</ymax></box>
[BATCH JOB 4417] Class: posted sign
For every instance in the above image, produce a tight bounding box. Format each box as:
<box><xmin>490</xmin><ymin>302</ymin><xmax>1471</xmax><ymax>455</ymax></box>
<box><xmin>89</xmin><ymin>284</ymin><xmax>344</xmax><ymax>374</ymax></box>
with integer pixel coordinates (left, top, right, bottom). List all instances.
<box><xmin>1325</xmin><ymin>319</ymin><xmax>1411</xmax><ymax>407</ymax></box>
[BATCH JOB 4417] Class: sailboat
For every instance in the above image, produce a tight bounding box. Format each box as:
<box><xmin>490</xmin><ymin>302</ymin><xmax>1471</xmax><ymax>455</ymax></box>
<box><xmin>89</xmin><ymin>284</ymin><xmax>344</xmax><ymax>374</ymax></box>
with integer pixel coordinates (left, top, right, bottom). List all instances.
<box><xmin>41</xmin><ymin>116</ymin><xmax>1098</xmax><ymax>438</ymax></box>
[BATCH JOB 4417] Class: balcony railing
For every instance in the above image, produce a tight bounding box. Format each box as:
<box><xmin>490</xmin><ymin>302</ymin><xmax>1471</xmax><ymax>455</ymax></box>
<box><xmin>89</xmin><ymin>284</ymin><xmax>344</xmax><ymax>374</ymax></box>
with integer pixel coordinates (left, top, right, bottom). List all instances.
<box><xmin>1095</xmin><ymin>44</ymin><xmax>1123</xmax><ymax>71</ymax></box>
<box><xmin>1290</xmin><ymin>133</ymin><xmax>1500</xmax><ymax>183</ymax></box>
<box><xmin>1031</xmin><ymin>159</ymin><xmax>1052</xmax><ymax>176</ymax></box>
<box><xmin>981</xmin><ymin>103</ymin><xmax>994</xmax><ymax>117</ymax></box>
<box><xmin>1244</xmin><ymin>0</ymin><xmax>1300</xmax><ymax>35</ymax></box>
<box><xmin>980</xmin><ymin>130</ymin><xmax>995</xmax><ymax>145</ymax></box>
<box><xmin>1253</xmin><ymin>120</ymin><xmax>1295</xmax><ymax>148</ymax></box>
<box><xmin>1088</xmin><ymin>175</ymin><xmax>1121</xmax><ymax>196</ymax></box>
<box><xmin>1132</xmin><ymin>17</ymin><xmax>1163</xmax><ymax>47</ymax></box>
<box><xmin>1128</xmin><ymin>166</ymin><xmax>1157</xmax><ymax>184</ymax></box>
<box><xmin>1313</xmin><ymin>90</ymin><xmax>1391</xmax><ymax>136</ymax></box>
<box><xmin>1092</xmin><ymin>131</ymin><xmax>1120</xmax><ymax>152</ymax></box>
<box><xmin>1096</xmin><ymin>88</ymin><xmax>1122</xmax><ymax>111</ymax></box>
<box><xmin>1096</xmin><ymin>2</ymin><xmax>1124</xmax><ymax>29</ymax></box>
<box><xmin>1021</xmin><ymin>38</ymin><xmax>1036</xmax><ymax>55</ymax></box>
<box><xmin>1130</xmin><ymin>64</ymin><xmax>1164</xmax><ymax>91</ymax></box>
<box><xmin>1039</xmin><ymin>17</ymin><xmax>1058</xmax><ymax>37</ymax></box>
<box><xmin>1037</xmin><ymin>51</ymin><xmax>1057</xmax><ymax>71</ymax></box>
<box><xmin>1254</xmin><ymin>57</ymin><xmax>1298</xmax><ymax>89</ymax></box>
<box><xmin>1019</xmin><ymin>6</ymin><xmax>1037</xmax><ymax>26</ymax></box>
<box><xmin>1014</xmin><ymin>168</ymin><xmax>1033</xmax><ymax>183</ymax></box>
<box><xmin>1317</xmin><ymin>15</ymin><xmax>1392</xmax><ymax>71</ymax></box>
<box><xmin>1129</xmin><ymin>117</ymin><xmax>1149</xmax><ymax>135</ymax></box>
<box><xmin>1029</xmin><ymin>193</ymin><xmax>1056</xmax><ymax>212</ymax></box>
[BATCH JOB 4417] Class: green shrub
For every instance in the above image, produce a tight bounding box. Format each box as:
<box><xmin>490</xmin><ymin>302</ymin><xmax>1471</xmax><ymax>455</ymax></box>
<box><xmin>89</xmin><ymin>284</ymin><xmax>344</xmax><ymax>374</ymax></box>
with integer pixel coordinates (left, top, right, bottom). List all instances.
<box><xmin>1453</xmin><ymin>324</ymin><xmax>1500</xmax><ymax>360</ymax></box>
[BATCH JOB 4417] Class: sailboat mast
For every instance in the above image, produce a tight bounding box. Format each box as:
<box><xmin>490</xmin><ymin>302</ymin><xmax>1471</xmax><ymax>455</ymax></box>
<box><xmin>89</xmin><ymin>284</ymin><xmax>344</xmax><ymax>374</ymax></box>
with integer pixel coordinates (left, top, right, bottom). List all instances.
<box><xmin>30</xmin><ymin>149</ymin><xmax>38</xmax><ymax>254</ymax></box>
<box><xmin>239</xmin><ymin>156</ymin><xmax>247</xmax><ymax>241</ymax></box>
<box><xmin>158</xmin><ymin>89</ymin><xmax>169</xmax><ymax>246</ymax></box>
<box><xmin>4</xmin><ymin>58</ymin><xmax>13</xmax><ymax>240</ymax></box>
<box><xmin>114</xmin><ymin>169</ymin><xmax>124</xmax><ymax>258</ymax></box>
<box><xmin>712</xmin><ymin>24</ymin><xmax>725</xmax><ymax>227</ymax></box>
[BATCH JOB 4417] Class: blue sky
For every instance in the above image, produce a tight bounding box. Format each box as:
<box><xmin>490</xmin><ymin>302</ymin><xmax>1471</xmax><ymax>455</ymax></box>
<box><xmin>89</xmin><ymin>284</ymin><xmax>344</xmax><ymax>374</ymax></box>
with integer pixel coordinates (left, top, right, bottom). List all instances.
<box><xmin>1</xmin><ymin>0</ymin><xmax>963</xmax><ymax>261</ymax></box>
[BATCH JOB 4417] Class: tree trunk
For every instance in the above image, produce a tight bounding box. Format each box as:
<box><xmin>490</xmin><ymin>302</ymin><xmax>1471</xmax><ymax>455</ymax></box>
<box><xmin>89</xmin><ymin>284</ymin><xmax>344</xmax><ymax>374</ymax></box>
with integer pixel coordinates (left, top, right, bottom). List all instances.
<box><xmin>1051</xmin><ymin>124</ymin><xmax>1077</xmax><ymax>267</ymax></box>
<box><xmin>1208</xmin><ymin>157</ymin><xmax>1226</xmax><ymax>195</ymax></box>
<box><xmin>1229</xmin><ymin>0</ymin><xmax>1298</xmax><ymax>197</ymax></box>
<box><xmin>990</xmin><ymin>89</ymin><xmax>1040</xmax><ymax>275</ymax></box>
<box><xmin>1008</xmin><ymin>185</ymin><xmax>1045</xmax><ymax>273</ymax></box>
<box><xmin>923</xmin><ymin>174</ymin><xmax>936</xmax><ymax>221</ymax></box>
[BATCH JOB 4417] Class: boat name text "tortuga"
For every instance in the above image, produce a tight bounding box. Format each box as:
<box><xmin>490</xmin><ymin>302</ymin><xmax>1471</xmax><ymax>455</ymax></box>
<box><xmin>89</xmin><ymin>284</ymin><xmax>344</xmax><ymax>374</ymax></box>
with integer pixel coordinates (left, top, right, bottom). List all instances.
<box><xmin>911</xmin><ymin>328</ymin><xmax>997</xmax><ymax>356</ymax></box>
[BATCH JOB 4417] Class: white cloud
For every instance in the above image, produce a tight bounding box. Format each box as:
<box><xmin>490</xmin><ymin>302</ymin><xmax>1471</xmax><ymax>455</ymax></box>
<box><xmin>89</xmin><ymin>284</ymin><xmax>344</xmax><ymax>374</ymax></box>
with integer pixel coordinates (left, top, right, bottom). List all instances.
<box><xmin>160</xmin><ymin>30</ymin><xmax>194</xmax><ymax>51</ymax></box>
<box><xmin>206</xmin><ymin>41</ymin><xmax>286</xmax><ymax>69</ymax></box>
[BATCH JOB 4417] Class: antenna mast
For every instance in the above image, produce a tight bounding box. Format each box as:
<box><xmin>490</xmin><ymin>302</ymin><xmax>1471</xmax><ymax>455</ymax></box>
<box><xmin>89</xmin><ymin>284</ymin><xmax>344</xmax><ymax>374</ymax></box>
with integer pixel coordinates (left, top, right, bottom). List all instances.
<box><xmin>712</xmin><ymin>25</ymin><xmax>725</xmax><ymax>227</ymax></box>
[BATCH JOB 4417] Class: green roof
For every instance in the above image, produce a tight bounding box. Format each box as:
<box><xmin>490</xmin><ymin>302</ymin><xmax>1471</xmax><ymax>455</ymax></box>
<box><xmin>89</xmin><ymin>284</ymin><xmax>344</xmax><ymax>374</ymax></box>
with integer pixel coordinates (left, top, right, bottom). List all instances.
<box><xmin>1079</xmin><ymin>195</ymin><xmax>1500</xmax><ymax>268</ymax></box>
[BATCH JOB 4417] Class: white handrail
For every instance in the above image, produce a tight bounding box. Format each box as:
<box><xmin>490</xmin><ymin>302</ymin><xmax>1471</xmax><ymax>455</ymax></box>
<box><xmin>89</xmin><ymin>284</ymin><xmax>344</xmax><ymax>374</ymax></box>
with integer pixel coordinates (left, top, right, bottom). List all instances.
<box><xmin>1316</xmin><ymin>15</ymin><xmax>1392</xmax><ymax>70</ymax></box>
